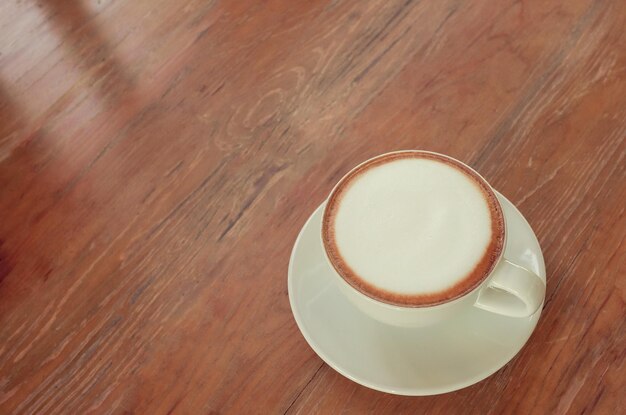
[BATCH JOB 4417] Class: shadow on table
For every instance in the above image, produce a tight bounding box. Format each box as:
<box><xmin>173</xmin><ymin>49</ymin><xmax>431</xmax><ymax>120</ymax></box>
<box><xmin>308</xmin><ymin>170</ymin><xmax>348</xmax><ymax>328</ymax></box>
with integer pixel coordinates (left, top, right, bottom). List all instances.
<box><xmin>38</xmin><ymin>0</ymin><xmax>145</xmax><ymax>112</ymax></box>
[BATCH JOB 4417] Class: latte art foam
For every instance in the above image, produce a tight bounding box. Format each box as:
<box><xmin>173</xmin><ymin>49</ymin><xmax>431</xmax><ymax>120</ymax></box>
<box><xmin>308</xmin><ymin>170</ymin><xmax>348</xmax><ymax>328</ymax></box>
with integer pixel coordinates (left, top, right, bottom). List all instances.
<box><xmin>322</xmin><ymin>152</ymin><xmax>505</xmax><ymax>307</ymax></box>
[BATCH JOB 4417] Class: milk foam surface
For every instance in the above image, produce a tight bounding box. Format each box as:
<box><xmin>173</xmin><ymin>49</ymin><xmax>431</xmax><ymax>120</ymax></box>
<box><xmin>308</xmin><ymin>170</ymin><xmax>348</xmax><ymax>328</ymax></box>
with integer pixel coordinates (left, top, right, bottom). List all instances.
<box><xmin>333</xmin><ymin>157</ymin><xmax>493</xmax><ymax>296</ymax></box>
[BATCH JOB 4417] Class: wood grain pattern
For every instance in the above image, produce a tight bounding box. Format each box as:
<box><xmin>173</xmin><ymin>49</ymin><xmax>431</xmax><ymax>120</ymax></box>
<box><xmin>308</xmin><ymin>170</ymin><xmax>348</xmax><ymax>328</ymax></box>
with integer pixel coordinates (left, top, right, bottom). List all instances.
<box><xmin>0</xmin><ymin>0</ymin><xmax>624</xmax><ymax>413</ymax></box>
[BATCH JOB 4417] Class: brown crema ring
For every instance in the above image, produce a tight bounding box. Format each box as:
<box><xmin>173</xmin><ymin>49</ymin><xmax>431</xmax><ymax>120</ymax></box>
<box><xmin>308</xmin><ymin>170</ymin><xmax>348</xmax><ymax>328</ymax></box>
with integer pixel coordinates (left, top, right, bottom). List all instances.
<box><xmin>321</xmin><ymin>151</ymin><xmax>506</xmax><ymax>307</ymax></box>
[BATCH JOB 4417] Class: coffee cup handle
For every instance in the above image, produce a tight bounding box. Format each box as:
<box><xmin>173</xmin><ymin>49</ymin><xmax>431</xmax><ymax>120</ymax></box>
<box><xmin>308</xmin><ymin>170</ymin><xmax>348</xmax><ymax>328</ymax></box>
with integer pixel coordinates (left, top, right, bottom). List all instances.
<box><xmin>474</xmin><ymin>259</ymin><xmax>545</xmax><ymax>318</ymax></box>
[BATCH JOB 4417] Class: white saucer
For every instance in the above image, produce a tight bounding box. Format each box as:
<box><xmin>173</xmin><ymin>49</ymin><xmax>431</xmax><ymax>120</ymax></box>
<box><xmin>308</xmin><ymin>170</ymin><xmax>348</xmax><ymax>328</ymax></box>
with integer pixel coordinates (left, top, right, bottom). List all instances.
<box><xmin>288</xmin><ymin>192</ymin><xmax>545</xmax><ymax>396</ymax></box>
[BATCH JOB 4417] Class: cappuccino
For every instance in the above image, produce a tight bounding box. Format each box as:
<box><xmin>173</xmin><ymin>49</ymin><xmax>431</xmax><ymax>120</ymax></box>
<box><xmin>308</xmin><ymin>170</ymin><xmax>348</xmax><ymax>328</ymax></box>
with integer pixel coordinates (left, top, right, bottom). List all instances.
<box><xmin>322</xmin><ymin>151</ymin><xmax>505</xmax><ymax>307</ymax></box>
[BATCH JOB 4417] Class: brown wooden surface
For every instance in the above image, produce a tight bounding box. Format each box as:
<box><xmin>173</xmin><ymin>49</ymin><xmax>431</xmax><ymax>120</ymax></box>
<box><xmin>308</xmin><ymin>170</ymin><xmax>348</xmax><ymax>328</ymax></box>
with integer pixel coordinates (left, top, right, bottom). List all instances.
<box><xmin>0</xmin><ymin>0</ymin><xmax>624</xmax><ymax>413</ymax></box>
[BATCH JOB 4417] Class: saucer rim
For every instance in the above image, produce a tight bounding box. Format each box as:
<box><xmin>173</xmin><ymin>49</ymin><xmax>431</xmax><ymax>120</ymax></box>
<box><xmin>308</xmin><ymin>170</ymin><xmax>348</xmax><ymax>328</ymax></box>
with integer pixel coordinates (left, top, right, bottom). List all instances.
<box><xmin>288</xmin><ymin>191</ymin><xmax>544</xmax><ymax>396</ymax></box>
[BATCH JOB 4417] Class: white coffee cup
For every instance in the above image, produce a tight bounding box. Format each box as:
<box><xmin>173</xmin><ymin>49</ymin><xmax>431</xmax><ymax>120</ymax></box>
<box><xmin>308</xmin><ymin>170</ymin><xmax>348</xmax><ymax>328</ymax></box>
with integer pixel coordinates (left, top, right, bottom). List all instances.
<box><xmin>320</xmin><ymin>150</ymin><xmax>545</xmax><ymax>327</ymax></box>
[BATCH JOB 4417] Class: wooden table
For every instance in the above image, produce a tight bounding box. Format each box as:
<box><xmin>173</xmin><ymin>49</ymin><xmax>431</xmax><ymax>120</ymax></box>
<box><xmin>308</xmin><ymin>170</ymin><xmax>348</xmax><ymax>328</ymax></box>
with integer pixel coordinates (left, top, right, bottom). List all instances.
<box><xmin>1</xmin><ymin>0</ymin><xmax>624</xmax><ymax>413</ymax></box>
